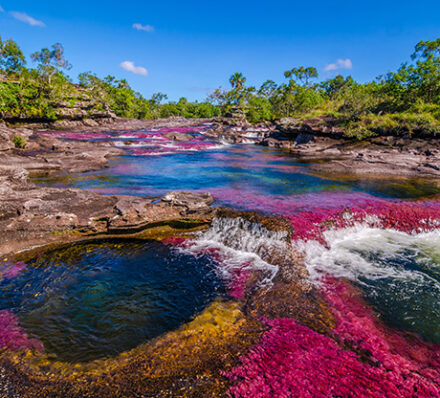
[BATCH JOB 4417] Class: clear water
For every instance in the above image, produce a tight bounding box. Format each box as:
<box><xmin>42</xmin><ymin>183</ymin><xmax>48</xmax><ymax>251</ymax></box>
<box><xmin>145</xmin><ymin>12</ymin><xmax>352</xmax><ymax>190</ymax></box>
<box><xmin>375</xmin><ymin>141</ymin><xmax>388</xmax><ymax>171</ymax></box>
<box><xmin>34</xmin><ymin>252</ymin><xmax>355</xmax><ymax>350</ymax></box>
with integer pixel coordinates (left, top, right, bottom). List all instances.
<box><xmin>0</xmin><ymin>240</ymin><xmax>223</xmax><ymax>363</ymax></box>
<box><xmin>32</xmin><ymin>145</ymin><xmax>440</xmax><ymax>202</ymax></box>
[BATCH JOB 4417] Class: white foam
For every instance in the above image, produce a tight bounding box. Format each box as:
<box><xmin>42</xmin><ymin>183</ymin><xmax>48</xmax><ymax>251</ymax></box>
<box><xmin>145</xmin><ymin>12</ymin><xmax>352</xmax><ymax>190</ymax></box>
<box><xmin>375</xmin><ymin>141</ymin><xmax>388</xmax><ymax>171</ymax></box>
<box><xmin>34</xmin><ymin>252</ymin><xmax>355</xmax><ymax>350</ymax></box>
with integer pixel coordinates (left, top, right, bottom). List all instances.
<box><xmin>180</xmin><ymin>217</ymin><xmax>280</xmax><ymax>285</ymax></box>
<box><xmin>294</xmin><ymin>224</ymin><xmax>440</xmax><ymax>284</ymax></box>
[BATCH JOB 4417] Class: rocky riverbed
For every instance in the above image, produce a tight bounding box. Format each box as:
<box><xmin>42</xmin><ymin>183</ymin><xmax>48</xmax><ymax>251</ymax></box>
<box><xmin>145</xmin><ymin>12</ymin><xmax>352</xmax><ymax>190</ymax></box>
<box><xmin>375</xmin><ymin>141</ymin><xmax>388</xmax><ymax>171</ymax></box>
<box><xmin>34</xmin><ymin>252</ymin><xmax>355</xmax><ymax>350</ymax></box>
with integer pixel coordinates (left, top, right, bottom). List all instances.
<box><xmin>0</xmin><ymin>117</ymin><xmax>220</xmax><ymax>259</ymax></box>
<box><xmin>1</xmin><ymin>114</ymin><xmax>439</xmax><ymax>271</ymax></box>
<box><xmin>1</xmin><ymin>117</ymin><xmax>440</xmax><ymax>397</ymax></box>
<box><xmin>207</xmin><ymin>116</ymin><xmax>440</xmax><ymax>179</ymax></box>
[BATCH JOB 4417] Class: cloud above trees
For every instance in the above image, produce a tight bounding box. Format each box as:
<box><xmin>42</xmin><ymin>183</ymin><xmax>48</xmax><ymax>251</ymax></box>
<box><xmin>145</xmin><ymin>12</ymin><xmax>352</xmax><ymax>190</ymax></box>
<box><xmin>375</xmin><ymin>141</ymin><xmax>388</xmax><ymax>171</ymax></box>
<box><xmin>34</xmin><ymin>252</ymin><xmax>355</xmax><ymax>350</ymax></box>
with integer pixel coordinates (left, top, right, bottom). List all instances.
<box><xmin>132</xmin><ymin>23</ymin><xmax>155</xmax><ymax>32</ymax></box>
<box><xmin>120</xmin><ymin>61</ymin><xmax>148</xmax><ymax>76</ymax></box>
<box><xmin>324</xmin><ymin>59</ymin><xmax>353</xmax><ymax>71</ymax></box>
<box><xmin>10</xmin><ymin>11</ymin><xmax>45</xmax><ymax>27</ymax></box>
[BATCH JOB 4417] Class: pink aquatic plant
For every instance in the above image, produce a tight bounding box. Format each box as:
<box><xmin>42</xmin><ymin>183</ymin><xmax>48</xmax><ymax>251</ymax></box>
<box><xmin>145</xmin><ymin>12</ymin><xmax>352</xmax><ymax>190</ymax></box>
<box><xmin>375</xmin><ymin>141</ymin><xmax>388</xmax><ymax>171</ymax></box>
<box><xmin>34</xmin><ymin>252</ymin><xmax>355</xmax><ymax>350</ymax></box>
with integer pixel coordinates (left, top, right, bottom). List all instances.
<box><xmin>0</xmin><ymin>310</ymin><xmax>43</xmax><ymax>351</ymax></box>
<box><xmin>223</xmin><ymin>278</ymin><xmax>440</xmax><ymax>397</ymax></box>
<box><xmin>177</xmin><ymin>141</ymin><xmax>220</xmax><ymax>151</ymax></box>
<box><xmin>1</xmin><ymin>261</ymin><xmax>26</xmax><ymax>279</ymax></box>
<box><xmin>161</xmin><ymin>237</ymin><xmax>188</xmax><ymax>246</ymax></box>
<box><xmin>203</xmin><ymin>188</ymin><xmax>440</xmax><ymax>242</ymax></box>
<box><xmin>119</xmin><ymin>132</ymin><xmax>168</xmax><ymax>140</ymax></box>
<box><xmin>227</xmin><ymin>268</ymin><xmax>250</xmax><ymax>299</ymax></box>
<box><xmin>285</xmin><ymin>197</ymin><xmax>440</xmax><ymax>242</ymax></box>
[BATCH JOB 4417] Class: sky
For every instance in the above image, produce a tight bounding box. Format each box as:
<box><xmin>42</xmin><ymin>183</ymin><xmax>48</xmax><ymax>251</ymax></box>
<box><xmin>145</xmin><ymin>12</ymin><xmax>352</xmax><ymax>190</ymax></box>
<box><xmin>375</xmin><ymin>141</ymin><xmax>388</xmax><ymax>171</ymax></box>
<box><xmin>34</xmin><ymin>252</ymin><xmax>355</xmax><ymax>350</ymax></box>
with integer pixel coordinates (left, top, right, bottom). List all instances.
<box><xmin>0</xmin><ymin>1</ymin><xmax>439</xmax><ymax>101</ymax></box>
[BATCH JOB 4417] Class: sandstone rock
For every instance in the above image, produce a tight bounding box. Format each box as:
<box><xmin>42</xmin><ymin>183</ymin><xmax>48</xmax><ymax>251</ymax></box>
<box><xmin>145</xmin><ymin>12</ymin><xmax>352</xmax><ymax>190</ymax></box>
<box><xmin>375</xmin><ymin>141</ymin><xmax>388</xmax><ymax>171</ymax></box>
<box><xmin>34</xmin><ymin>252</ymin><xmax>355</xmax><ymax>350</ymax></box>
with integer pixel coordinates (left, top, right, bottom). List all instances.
<box><xmin>162</xmin><ymin>131</ymin><xmax>193</xmax><ymax>141</ymax></box>
<box><xmin>162</xmin><ymin>191</ymin><xmax>214</xmax><ymax>214</ymax></box>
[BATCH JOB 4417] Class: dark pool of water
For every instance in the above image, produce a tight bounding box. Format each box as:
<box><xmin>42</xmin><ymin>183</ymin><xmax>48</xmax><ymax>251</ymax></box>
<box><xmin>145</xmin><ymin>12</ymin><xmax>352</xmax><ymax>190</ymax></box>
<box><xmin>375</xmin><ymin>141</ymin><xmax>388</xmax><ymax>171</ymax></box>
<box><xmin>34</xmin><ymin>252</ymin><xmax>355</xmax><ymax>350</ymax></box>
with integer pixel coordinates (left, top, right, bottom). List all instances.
<box><xmin>0</xmin><ymin>240</ymin><xmax>223</xmax><ymax>363</ymax></box>
<box><xmin>314</xmin><ymin>227</ymin><xmax>440</xmax><ymax>344</ymax></box>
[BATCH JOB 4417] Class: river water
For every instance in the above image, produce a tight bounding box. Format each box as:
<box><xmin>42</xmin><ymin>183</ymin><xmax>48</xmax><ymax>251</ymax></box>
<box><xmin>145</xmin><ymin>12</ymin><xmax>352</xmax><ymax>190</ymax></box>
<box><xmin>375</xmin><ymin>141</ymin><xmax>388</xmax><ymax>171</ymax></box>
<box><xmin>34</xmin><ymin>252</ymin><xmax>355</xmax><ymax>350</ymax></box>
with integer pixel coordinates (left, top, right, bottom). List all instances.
<box><xmin>2</xmin><ymin>126</ymin><xmax>440</xmax><ymax>363</ymax></box>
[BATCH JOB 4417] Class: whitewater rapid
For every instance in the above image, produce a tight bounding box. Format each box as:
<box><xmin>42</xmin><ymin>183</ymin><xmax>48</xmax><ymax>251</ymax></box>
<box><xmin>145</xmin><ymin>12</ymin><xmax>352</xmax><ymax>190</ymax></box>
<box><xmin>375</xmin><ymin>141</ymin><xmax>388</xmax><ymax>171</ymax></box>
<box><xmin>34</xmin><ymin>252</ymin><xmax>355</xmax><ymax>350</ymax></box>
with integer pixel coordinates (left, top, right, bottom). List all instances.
<box><xmin>179</xmin><ymin>217</ymin><xmax>281</xmax><ymax>286</ymax></box>
<box><xmin>294</xmin><ymin>225</ymin><xmax>440</xmax><ymax>283</ymax></box>
<box><xmin>294</xmin><ymin>224</ymin><xmax>440</xmax><ymax>342</ymax></box>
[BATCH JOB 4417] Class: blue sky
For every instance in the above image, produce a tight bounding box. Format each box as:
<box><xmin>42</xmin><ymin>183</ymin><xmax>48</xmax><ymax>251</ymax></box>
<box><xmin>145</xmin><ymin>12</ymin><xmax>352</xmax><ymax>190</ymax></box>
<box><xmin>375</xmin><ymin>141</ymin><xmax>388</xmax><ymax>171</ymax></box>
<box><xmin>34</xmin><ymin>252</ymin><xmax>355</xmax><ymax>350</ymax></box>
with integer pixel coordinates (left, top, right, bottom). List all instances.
<box><xmin>1</xmin><ymin>1</ymin><xmax>439</xmax><ymax>101</ymax></box>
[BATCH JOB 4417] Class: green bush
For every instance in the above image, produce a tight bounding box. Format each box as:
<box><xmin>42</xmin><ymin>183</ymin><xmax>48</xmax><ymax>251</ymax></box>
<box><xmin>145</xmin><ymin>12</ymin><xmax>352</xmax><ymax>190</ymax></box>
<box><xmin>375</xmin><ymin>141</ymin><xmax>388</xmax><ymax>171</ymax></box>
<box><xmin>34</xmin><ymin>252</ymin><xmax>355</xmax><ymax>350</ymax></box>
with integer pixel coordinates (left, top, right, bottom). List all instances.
<box><xmin>12</xmin><ymin>135</ymin><xmax>26</xmax><ymax>148</ymax></box>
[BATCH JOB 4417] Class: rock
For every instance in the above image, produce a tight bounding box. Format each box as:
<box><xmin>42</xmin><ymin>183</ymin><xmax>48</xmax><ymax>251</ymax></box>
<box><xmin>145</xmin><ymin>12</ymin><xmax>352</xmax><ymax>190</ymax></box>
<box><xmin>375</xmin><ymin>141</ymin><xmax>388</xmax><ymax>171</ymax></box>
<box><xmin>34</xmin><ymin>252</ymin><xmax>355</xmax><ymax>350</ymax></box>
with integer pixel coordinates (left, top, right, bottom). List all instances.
<box><xmin>162</xmin><ymin>131</ymin><xmax>193</xmax><ymax>141</ymax></box>
<box><xmin>295</xmin><ymin>133</ymin><xmax>314</xmax><ymax>146</ymax></box>
<box><xmin>424</xmin><ymin>163</ymin><xmax>440</xmax><ymax>171</ymax></box>
<box><xmin>0</xmin><ymin>158</ymin><xmax>216</xmax><ymax>256</ymax></box>
<box><xmin>162</xmin><ymin>191</ymin><xmax>214</xmax><ymax>212</ymax></box>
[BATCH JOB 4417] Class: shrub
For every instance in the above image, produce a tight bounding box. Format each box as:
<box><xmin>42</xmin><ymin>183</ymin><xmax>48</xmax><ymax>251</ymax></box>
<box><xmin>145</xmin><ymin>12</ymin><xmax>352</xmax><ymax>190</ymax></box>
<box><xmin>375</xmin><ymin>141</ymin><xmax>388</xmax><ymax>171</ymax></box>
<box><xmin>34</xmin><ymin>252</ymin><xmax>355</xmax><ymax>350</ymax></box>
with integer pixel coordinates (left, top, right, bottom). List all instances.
<box><xmin>12</xmin><ymin>135</ymin><xmax>26</xmax><ymax>148</ymax></box>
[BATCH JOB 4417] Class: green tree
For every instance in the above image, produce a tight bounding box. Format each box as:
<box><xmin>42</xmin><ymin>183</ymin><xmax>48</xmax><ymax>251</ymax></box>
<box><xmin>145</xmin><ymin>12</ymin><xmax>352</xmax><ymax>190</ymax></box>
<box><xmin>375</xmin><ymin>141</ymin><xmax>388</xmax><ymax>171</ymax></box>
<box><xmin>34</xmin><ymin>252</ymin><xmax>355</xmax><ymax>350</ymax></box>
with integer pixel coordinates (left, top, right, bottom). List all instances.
<box><xmin>386</xmin><ymin>39</ymin><xmax>440</xmax><ymax>106</ymax></box>
<box><xmin>229</xmin><ymin>72</ymin><xmax>246</xmax><ymax>89</ymax></box>
<box><xmin>258</xmin><ymin>80</ymin><xmax>278</xmax><ymax>99</ymax></box>
<box><xmin>321</xmin><ymin>75</ymin><xmax>354</xmax><ymax>99</ymax></box>
<box><xmin>0</xmin><ymin>37</ymin><xmax>26</xmax><ymax>74</ymax></box>
<box><xmin>284</xmin><ymin>66</ymin><xmax>318</xmax><ymax>87</ymax></box>
<box><xmin>150</xmin><ymin>92</ymin><xmax>168</xmax><ymax>105</ymax></box>
<box><xmin>31</xmin><ymin>43</ymin><xmax>72</xmax><ymax>84</ymax></box>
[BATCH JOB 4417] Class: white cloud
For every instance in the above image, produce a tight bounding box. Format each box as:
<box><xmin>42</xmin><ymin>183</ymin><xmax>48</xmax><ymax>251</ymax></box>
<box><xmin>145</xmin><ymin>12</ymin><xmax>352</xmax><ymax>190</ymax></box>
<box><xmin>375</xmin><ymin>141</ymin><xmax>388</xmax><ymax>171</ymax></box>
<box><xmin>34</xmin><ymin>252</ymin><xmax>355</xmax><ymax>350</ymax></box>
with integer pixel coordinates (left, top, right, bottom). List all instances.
<box><xmin>10</xmin><ymin>11</ymin><xmax>45</xmax><ymax>27</ymax></box>
<box><xmin>120</xmin><ymin>61</ymin><xmax>148</xmax><ymax>76</ymax></box>
<box><xmin>324</xmin><ymin>58</ymin><xmax>353</xmax><ymax>72</ymax></box>
<box><xmin>0</xmin><ymin>5</ymin><xmax>4</xmax><ymax>13</ymax></box>
<box><xmin>133</xmin><ymin>23</ymin><xmax>154</xmax><ymax>32</ymax></box>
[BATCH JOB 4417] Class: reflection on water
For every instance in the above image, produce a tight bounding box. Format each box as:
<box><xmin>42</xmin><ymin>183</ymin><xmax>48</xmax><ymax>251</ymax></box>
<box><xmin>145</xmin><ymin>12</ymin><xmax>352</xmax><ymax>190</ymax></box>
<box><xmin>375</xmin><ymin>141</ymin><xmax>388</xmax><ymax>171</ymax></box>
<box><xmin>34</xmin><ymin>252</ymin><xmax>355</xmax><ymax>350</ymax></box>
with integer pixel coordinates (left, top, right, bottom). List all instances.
<box><xmin>0</xmin><ymin>240</ymin><xmax>223</xmax><ymax>363</ymax></box>
<box><xmin>32</xmin><ymin>145</ymin><xmax>440</xmax><ymax>205</ymax></box>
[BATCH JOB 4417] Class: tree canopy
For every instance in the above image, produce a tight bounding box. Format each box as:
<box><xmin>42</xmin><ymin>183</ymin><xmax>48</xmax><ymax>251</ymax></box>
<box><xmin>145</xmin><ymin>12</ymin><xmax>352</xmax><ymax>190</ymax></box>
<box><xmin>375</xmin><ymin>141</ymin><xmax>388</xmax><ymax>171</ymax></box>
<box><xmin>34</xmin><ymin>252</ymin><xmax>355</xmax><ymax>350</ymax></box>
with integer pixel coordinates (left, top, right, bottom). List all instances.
<box><xmin>1</xmin><ymin>35</ymin><xmax>440</xmax><ymax>138</ymax></box>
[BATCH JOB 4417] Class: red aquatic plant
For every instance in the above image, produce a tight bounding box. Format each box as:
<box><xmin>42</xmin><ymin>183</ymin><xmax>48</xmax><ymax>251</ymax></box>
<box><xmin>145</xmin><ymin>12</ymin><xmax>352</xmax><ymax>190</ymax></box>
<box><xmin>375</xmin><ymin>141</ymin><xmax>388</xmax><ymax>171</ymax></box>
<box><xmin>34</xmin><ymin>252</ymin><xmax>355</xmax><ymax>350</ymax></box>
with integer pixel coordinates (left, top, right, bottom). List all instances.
<box><xmin>285</xmin><ymin>198</ymin><xmax>440</xmax><ymax>242</ymax></box>
<box><xmin>1</xmin><ymin>261</ymin><xmax>26</xmax><ymax>279</ymax></box>
<box><xmin>0</xmin><ymin>310</ymin><xmax>43</xmax><ymax>351</ymax></box>
<box><xmin>223</xmin><ymin>278</ymin><xmax>440</xmax><ymax>397</ymax></box>
<box><xmin>161</xmin><ymin>237</ymin><xmax>188</xmax><ymax>246</ymax></box>
<box><xmin>227</xmin><ymin>268</ymin><xmax>250</xmax><ymax>299</ymax></box>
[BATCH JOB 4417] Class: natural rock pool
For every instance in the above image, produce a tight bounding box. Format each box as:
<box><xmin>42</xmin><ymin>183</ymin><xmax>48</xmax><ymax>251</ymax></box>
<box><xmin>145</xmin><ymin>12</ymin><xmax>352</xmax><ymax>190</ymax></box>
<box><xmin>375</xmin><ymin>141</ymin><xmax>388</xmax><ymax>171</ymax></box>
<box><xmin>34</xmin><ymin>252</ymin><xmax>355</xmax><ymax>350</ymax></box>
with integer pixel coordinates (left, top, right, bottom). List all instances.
<box><xmin>0</xmin><ymin>240</ymin><xmax>222</xmax><ymax>363</ymax></box>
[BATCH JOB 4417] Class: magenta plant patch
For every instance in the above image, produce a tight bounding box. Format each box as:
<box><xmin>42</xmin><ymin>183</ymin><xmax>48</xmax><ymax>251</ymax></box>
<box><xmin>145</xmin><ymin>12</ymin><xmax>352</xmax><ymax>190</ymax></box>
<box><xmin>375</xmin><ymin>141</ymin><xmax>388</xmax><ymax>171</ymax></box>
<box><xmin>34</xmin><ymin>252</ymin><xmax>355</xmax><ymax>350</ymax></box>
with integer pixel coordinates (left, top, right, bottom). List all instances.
<box><xmin>223</xmin><ymin>278</ymin><xmax>440</xmax><ymax>397</ymax></box>
<box><xmin>0</xmin><ymin>310</ymin><xmax>43</xmax><ymax>351</ymax></box>
<box><xmin>1</xmin><ymin>261</ymin><xmax>26</xmax><ymax>280</ymax></box>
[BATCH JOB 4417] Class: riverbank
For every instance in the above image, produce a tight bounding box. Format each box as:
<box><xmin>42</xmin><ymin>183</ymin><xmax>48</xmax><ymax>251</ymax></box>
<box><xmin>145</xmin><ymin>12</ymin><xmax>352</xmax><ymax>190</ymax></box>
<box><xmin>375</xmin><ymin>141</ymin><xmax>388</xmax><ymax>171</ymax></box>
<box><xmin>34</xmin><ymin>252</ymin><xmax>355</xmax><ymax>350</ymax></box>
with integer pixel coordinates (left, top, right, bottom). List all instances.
<box><xmin>2</xmin><ymin>115</ymin><xmax>440</xmax><ymax>179</ymax></box>
<box><xmin>208</xmin><ymin>116</ymin><xmax>440</xmax><ymax>179</ymax></box>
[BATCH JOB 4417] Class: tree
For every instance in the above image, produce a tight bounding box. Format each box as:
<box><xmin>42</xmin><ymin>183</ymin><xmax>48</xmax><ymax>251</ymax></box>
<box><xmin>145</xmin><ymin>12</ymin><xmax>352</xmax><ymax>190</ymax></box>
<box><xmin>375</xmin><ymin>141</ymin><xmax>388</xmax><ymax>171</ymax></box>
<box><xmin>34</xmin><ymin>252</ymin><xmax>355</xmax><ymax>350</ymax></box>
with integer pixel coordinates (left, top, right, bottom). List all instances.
<box><xmin>207</xmin><ymin>88</ymin><xmax>229</xmax><ymax>107</ymax></box>
<box><xmin>0</xmin><ymin>36</ymin><xmax>26</xmax><ymax>74</ymax></box>
<box><xmin>258</xmin><ymin>80</ymin><xmax>278</xmax><ymax>99</ymax></box>
<box><xmin>284</xmin><ymin>66</ymin><xmax>318</xmax><ymax>87</ymax></box>
<box><xmin>386</xmin><ymin>39</ymin><xmax>440</xmax><ymax>105</ymax></box>
<box><xmin>150</xmin><ymin>92</ymin><xmax>168</xmax><ymax>104</ymax></box>
<box><xmin>321</xmin><ymin>75</ymin><xmax>354</xmax><ymax>98</ymax></box>
<box><xmin>31</xmin><ymin>43</ymin><xmax>72</xmax><ymax>84</ymax></box>
<box><xmin>229</xmin><ymin>72</ymin><xmax>246</xmax><ymax>89</ymax></box>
